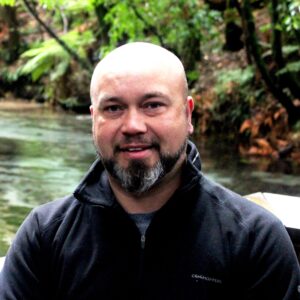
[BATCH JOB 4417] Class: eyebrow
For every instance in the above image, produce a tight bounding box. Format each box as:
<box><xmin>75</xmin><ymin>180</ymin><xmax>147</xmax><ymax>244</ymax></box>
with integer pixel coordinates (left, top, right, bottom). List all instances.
<box><xmin>96</xmin><ymin>95</ymin><xmax>122</xmax><ymax>109</ymax></box>
<box><xmin>141</xmin><ymin>91</ymin><xmax>170</xmax><ymax>102</ymax></box>
<box><xmin>97</xmin><ymin>91</ymin><xmax>170</xmax><ymax>107</ymax></box>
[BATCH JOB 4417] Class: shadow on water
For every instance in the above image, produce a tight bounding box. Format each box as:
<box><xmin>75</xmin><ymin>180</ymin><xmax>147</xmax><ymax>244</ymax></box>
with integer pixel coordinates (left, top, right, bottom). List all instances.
<box><xmin>0</xmin><ymin>106</ymin><xmax>299</xmax><ymax>255</ymax></box>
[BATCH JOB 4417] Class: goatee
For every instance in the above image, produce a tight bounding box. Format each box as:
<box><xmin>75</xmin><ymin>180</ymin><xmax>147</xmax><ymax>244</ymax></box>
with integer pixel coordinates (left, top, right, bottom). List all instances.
<box><xmin>99</xmin><ymin>139</ymin><xmax>187</xmax><ymax>195</ymax></box>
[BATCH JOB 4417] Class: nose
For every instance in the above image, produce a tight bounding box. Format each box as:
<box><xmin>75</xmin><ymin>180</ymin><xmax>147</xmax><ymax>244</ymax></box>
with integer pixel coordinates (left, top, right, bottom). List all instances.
<box><xmin>121</xmin><ymin>109</ymin><xmax>147</xmax><ymax>135</ymax></box>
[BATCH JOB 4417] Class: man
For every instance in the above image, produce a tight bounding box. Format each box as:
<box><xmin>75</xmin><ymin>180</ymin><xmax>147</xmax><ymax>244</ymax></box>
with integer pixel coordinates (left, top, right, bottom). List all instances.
<box><xmin>0</xmin><ymin>42</ymin><xmax>299</xmax><ymax>299</ymax></box>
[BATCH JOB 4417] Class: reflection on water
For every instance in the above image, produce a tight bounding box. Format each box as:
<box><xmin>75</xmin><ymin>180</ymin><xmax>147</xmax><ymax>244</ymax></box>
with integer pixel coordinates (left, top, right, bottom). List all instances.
<box><xmin>195</xmin><ymin>137</ymin><xmax>300</xmax><ymax>197</ymax></box>
<box><xmin>0</xmin><ymin>107</ymin><xmax>95</xmax><ymax>255</ymax></box>
<box><xmin>0</xmin><ymin>106</ymin><xmax>300</xmax><ymax>255</ymax></box>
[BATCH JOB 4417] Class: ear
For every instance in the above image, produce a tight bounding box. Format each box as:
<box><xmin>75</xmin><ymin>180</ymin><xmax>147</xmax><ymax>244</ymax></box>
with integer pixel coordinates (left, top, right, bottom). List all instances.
<box><xmin>186</xmin><ymin>96</ymin><xmax>194</xmax><ymax>134</ymax></box>
<box><xmin>89</xmin><ymin>104</ymin><xmax>94</xmax><ymax>117</ymax></box>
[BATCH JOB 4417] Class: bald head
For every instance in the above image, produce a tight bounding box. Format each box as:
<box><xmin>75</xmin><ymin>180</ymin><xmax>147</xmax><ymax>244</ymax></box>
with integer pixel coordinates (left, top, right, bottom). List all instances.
<box><xmin>90</xmin><ymin>42</ymin><xmax>188</xmax><ymax>104</ymax></box>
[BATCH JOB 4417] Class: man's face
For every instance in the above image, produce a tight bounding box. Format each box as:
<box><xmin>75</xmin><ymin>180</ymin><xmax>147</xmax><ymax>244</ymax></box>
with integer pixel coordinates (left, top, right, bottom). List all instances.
<box><xmin>90</xmin><ymin>65</ymin><xmax>194</xmax><ymax>194</ymax></box>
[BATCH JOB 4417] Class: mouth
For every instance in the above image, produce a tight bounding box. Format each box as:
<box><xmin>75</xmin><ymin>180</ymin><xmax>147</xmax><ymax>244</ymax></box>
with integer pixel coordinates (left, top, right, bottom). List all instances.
<box><xmin>115</xmin><ymin>143</ymin><xmax>159</xmax><ymax>160</ymax></box>
<box><xmin>118</xmin><ymin>144</ymin><xmax>153</xmax><ymax>153</ymax></box>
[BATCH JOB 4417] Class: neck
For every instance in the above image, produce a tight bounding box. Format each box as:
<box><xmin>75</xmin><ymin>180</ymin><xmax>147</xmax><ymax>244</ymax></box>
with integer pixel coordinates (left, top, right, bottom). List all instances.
<box><xmin>108</xmin><ymin>159</ymin><xmax>185</xmax><ymax>214</ymax></box>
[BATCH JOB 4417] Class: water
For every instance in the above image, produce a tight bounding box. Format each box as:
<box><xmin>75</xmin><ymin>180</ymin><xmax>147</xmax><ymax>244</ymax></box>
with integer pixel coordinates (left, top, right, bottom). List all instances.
<box><xmin>0</xmin><ymin>106</ymin><xmax>96</xmax><ymax>256</ymax></box>
<box><xmin>0</xmin><ymin>105</ymin><xmax>300</xmax><ymax>256</ymax></box>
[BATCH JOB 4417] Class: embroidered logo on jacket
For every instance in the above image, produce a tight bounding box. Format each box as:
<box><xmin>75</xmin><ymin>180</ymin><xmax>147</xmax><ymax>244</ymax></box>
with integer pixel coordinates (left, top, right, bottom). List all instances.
<box><xmin>191</xmin><ymin>273</ymin><xmax>223</xmax><ymax>285</ymax></box>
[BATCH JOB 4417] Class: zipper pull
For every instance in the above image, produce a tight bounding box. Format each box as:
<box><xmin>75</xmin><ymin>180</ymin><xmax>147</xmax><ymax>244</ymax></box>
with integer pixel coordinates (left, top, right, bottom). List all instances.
<box><xmin>141</xmin><ymin>234</ymin><xmax>146</xmax><ymax>249</ymax></box>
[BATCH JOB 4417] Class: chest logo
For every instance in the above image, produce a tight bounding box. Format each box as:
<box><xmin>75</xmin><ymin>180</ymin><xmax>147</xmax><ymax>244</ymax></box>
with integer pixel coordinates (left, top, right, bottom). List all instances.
<box><xmin>191</xmin><ymin>273</ymin><xmax>223</xmax><ymax>285</ymax></box>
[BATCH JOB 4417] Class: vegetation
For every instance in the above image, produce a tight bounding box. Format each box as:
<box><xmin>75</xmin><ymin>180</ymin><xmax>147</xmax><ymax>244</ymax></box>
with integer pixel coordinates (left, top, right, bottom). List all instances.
<box><xmin>0</xmin><ymin>0</ymin><xmax>299</xmax><ymax>160</ymax></box>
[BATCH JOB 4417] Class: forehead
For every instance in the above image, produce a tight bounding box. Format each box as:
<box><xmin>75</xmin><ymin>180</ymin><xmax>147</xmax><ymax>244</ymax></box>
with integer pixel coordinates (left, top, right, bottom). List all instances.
<box><xmin>94</xmin><ymin>70</ymin><xmax>177</xmax><ymax>107</ymax></box>
<box><xmin>90</xmin><ymin>44</ymin><xmax>187</xmax><ymax>102</ymax></box>
<box><xmin>93</xmin><ymin>65</ymin><xmax>184</xmax><ymax>104</ymax></box>
<box><xmin>98</xmin><ymin>43</ymin><xmax>182</xmax><ymax>72</ymax></box>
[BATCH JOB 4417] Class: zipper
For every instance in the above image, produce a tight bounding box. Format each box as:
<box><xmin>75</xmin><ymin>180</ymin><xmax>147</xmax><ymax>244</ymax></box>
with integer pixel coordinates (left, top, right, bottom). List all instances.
<box><xmin>140</xmin><ymin>234</ymin><xmax>146</xmax><ymax>249</ymax></box>
<box><xmin>138</xmin><ymin>233</ymin><xmax>146</xmax><ymax>296</ymax></box>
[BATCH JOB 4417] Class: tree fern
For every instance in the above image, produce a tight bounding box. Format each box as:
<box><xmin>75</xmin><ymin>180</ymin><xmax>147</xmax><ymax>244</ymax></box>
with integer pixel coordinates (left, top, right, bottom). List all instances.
<box><xmin>20</xmin><ymin>30</ymin><xmax>94</xmax><ymax>81</ymax></box>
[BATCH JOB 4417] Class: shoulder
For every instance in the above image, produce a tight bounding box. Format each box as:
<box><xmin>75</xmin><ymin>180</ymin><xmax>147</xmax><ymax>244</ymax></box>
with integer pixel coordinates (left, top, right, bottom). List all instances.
<box><xmin>23</xmin><ymin>195</ymin><xmax>82</xmax><ymax>236</ymax></box>
<box><xmin>196</xmin><ymin>176</ymin><xmax>300</xmax><ymax>281</ymax></box>
<box><xmin>197</xmin><ymin>175</ymin><xmax>285</xmax><ymax>236</ymax></box>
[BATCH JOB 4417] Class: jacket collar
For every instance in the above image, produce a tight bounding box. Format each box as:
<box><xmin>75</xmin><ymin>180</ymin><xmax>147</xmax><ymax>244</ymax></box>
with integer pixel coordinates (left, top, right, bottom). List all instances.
<box><xmin>73</xmin><ymin>140</ymin><xmax>202</xmax><ymax>206</ymax></box>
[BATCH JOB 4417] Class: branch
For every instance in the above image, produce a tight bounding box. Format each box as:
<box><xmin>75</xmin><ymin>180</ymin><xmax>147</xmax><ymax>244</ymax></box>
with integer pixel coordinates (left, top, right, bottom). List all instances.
<box><xmin>128</xmin><ymin>3</ymin><xmax>166</xmax><ymax>47</ymax></box>
<box><xmin>21</xmin><ymin>0</ymin><xmax>93</xmax><ymax>73</ymax></box>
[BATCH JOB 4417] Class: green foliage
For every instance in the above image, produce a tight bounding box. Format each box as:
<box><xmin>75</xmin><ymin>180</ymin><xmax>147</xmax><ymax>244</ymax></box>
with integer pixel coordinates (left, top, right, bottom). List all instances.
<box><xmin>187</xmin><ymin>70</ymin><xmax>200</xmax><ymax>83</ymax></box>
<box><xmin>277</xmin><ymin>61</ymin><xmax>300</xmax><ymax>75</ymax></box>
<box><xmin>0</xmin><ymin>0</ymin><xmax>15</xmax><ymax>5</ymax></box>
<box><xmin>20</xmin><ymin>30</ymin><xmax>94</xmax><ymax>81</ymax></box>
<box><xmin>93</xmin><ymin>0</ymin><xmax>222</xmax><ymax>64</ymax></box>
<box><xmin>37</xmin><ymin>0</ymin><xmax>65</xmax><ymax>9</ymax></box>
<box><xmin>62</xmin><ymin>0</ymin><xmax>94</xmax><ymax>12</ymax></box>
<box><xmin>210</xmin><ymin>67</ymin><xmax>256</xmax><ymax>133</ymax></box>
<box><xmin>21</xmin><ymin>47</ymin><xmax>65</xmax><ymax>82</ymax></box>
<box><xmin>214</xmin><ymin>66</ymin><xmax>255</xmax><ymax>94</ymax></box>
<box><xmin>278</xmin><ymin>0</ymin><xmax>300</xmax><ymax>34</ymax></box>
<box><xmin>292</xmin><ymin>120</ymin><xmax>300</xmax><ymax>132</ymax></box>
<box><xmin>282</xmin><ymin>45</ymin><xmax>299</xmax><ymax>55</ymax></box>
<box><xmin>102</xmin><ymin>1</ymin><xmax>146</xmax><ymax>52</ymax></box>
<box><xmin>0</xmin><ymin>67</ymin><xmax>23</xmax><ymax>83</ymax></box>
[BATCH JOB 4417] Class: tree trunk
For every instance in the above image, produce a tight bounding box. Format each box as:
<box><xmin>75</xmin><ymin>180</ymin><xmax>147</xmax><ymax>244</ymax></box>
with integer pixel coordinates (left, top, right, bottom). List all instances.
<box><xmin>0</xmin><ymin>5</ymin><xmax>20</xmax><ymax>62</ymax></box>
<box><xmin>242</xmin><ymin>0</ymin><xmax>300</xmax><ymax>126</ymax></box>
<box><xmin>271</xmin><ymin>0</ymin><xmax>300</xmax><ymax>100</ymax></box>
<box><xmin>94</xmin><ymin>3</ymin><xmax>110</xmax><ymax>48</ymax></box>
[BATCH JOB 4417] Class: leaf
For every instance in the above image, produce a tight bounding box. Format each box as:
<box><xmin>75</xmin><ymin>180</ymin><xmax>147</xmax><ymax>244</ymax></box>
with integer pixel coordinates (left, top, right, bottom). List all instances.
<box><xmin>253</xmin><ymin>138</ymin><xmax>274</xmax><ymax>156</ymax></box>
<box><xmin>264</xmin><ymin>117</ymin><xmax>273</xmax><ymax>128</ymax></box>
<box><xmin>274</xmin><ymin>108</ymin><xmax>286</xmax><ymax>120</ymax></box>
<box><xmin>0</xmin><ymin>0</ymin><xmax>15</xmax><ymax>5</ymax></box>
<box><xmin>239</xmin><ymin>119</ymin><xmax>252</xmax><ymax>134</ymax></box>
<box><xmin>32</xmin><ymin>60</ymin><xmax>53</xmax><ymax>81</ymax></box>
<box><xmin>50</xmin><ymin>60</ymin><xmax>70</xmax><ymax>81</ymax></box>
<box><xmin>19</xmin><ymin>29</ymin><xmax>94</xmax><ymax>81</ymax></box>
<box><xmin>255</xmin><ymin>138</ymin><xmax>271</xmax><ymax>149</ymax></box>
<box><xmin>277</xmin><ymin>61</ymin><xmax>300</xmax><ymax>76</ymax></box>
<box><xmin>37</xmin><ymin>0</ymin><xmax>65</xmax><ymax>9</ymax></box>
<box><xmin>282</xmin><ymin>45</ymin><xmax>299</xmax><ymax>55</ymax></box>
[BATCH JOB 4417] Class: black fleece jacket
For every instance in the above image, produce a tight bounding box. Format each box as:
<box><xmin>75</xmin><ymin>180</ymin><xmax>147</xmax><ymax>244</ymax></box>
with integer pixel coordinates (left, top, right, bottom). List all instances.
<box><xmin>1</xmin><ymin>141</ymin><xmax>300</xmax><ymax>299</ymax></box>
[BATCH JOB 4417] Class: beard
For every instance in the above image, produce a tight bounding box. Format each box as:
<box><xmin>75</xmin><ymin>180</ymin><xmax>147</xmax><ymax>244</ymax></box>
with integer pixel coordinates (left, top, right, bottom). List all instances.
<box><xmin>97</xmin><ymin>138</ymin><xmax>188</xmax><ymax>196</ymax></box>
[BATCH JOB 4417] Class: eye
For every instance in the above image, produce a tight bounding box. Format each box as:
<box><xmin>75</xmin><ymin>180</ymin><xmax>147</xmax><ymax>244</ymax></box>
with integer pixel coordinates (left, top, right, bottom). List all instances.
<box><xmin>102</xmin><ymin>104</ymin><xmax>125</xmax><ymax>117</ymax></box>
<box><xmin>143</xmin><ymin>102</ymin><xmax>165</xmax><ymax>111</ymax></box>
<box><xmin>146</xmin><ymin>102</ymin><xmax>162</xmax><ymax>109</ymax></box>
<box><xmin>104</xmin><ymin>105</ymin><xmax>124</xmax><ymax>113</ymax></box>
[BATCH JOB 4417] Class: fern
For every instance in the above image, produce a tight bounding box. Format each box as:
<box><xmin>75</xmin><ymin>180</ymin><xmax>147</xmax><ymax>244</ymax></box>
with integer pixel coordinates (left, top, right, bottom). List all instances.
<box><xmin>20</xmin><ymin>30</ymin><xmax>94</xmax><ymax>81</ymax></box>
<box><xmin>20</xmin><ymin>42</ymin><xmax>69</xmax><ymax>81</ymax></box>
<box><xmin>215</xmin><ymin>66</ymin><xmax>255</xmax><ymax>94</ymax></box>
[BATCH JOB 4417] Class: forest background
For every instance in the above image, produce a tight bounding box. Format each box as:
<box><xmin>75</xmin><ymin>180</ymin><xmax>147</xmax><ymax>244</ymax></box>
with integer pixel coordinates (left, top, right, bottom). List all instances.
<box><xmin>1</xmin><ymin>0</ymin><xmax>300</xmax><ymax>163</ymax></box>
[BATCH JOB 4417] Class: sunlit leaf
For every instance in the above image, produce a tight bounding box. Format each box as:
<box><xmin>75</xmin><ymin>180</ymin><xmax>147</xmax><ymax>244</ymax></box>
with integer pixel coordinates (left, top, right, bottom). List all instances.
<box><xmin>0</xmin><ymin>0</ymin><xmax>15</xmax><ymax>5</ymax></box>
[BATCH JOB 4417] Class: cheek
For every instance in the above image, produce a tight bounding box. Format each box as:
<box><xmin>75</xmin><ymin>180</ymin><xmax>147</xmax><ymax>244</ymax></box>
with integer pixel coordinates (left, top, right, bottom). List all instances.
<box><xmin>92</xmin><ymin>118</ymin><xmax>121</xmax><ymax>151</ymax></box>
<box><xmin>152</xmin><ymin>114</ymin><xmax>190</xmax><ymax>146</ymax></box>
